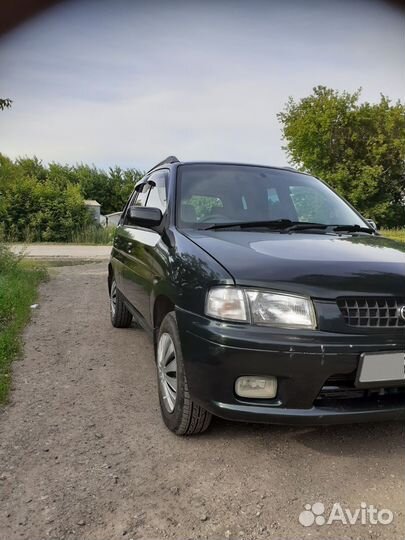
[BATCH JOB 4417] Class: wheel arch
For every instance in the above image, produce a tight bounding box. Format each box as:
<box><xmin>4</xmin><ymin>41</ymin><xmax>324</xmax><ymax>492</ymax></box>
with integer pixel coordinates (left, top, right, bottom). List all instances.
<box><xmin>153</xmin><ymin>294</ymin><xmax>175</xmax><ymax>346</ymax></box>
<box><xmin>107</xmin><ymin>263</ymin><xmax>113</xmax><ymax>293</ymax></box>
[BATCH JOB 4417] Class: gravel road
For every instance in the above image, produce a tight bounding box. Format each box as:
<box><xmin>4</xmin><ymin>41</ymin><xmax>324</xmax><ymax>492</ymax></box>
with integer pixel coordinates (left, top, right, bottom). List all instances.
<box><xmin>0</xmin><ymin>262</ymin><xmax>404</xmax><ymax>540</ymax></box>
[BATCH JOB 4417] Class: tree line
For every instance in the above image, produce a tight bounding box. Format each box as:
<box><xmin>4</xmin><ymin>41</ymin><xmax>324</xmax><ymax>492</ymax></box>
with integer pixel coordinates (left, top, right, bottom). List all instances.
<box><xmin>0</xmin><ymin>155</ymin><xmax>143</xmax><ymax>241</ymax></box>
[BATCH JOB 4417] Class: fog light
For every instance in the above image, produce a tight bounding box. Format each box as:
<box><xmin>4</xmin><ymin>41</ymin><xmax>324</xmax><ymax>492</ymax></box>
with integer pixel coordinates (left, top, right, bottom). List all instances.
<box><xmin>235</xmin><ymin>376</ymin><xmax>277</xmax><ymax>399</ymax></box>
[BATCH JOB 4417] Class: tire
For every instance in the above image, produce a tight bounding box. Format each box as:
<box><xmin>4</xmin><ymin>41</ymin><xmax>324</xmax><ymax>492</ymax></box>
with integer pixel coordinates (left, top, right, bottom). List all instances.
<box><xmin>110</xmin><ymin>278</ymin><xmax>132</xmax><ymax>328</ymax></box>
<box><xmin>156</xmin><ymin>312</ymin><xmax>212</xmax><ymax>435</ymax></box>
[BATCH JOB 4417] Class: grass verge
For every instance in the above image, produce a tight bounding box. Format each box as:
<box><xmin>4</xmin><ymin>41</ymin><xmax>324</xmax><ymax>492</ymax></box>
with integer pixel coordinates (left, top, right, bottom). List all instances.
<box><xmin>0</xmin><ymin>245</ymin><xmax>47</xmax><ymax>402</ymax></box>
<box><xmin>380</xmin><ymin>229</ymin><xmax>405</xmax><ymax>243</ymax></box>
<box><xmin>3</xmin><ymin>224</ymin><xmax>116</xmax><ymax>245</ymax></box>
<box><xmin>69</xmin><ymin>224</ymin><xmax>115</xmax><ymax>244</ymax></box>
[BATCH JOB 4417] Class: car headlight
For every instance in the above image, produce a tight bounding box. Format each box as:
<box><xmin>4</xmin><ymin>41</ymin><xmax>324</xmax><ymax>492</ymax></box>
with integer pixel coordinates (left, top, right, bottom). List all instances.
<box><xmin>245</xmin><ymin>290</ymin><xmax>316</xmax><ymax>329</ymax></box>
<box><xmin>205</xmin><ymin>287</ymin><xmax>316</xmax><ymax>329</ymax></box>
<box><xmin>205</xmin><ymin>287</ymin><xmax>248</xmax><ymax>322</ymax></box>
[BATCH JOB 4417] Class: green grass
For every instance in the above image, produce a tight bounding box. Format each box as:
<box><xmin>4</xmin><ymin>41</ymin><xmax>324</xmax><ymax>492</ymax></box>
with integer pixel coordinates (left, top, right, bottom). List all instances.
<box><xmin>3</xmin><ymin>224</ymin><xmax>116</xmax><ymax>245</ymax></box>
<box><xmin>380</xmin><ymin>229</ymin><xmax>405</xmax><ymax>243</ymax></box>
<box><xmin>0</xmin><ymin>245</ymin><xmax>47</xmax><ymax>402</ymax></box>
<box><xmin>69</xmin><ymin>224</ymin><xmax>116</xmax><ymax>245</ymax></box>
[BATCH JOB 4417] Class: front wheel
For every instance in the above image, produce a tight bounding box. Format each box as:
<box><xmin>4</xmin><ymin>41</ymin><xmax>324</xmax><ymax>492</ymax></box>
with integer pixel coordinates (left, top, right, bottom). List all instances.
<box><xmin>156</xmin><ymin>312</ymin><xmax>212</xmax><ymax>435</ymax></box>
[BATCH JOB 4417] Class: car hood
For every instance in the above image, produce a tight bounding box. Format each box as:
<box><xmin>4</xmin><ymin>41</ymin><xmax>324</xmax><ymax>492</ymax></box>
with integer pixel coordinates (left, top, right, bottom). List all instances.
<box><xmin>186</xmin><ymin>231</ymin><xmax>405</xmax><ymax>298</ymax></box>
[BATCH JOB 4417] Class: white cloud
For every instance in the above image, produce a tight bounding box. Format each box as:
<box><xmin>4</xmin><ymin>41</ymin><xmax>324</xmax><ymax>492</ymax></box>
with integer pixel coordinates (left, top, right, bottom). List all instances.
<box><xmin>0</xmin><ymin>0</ymin><xmax>404</xmax><ymax>170</ymax></box>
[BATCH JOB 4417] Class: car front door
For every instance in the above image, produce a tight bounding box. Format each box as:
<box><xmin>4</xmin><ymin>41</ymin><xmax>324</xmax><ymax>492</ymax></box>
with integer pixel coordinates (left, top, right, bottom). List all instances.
<box><xmin>118</xmin><ymin>169</ymin><xmax>168</xmax><ymax>329</ymax></box>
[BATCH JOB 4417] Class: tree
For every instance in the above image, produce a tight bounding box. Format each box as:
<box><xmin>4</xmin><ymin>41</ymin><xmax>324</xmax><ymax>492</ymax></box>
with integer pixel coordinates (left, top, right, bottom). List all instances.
<box><xmin>0</xmin><ymin>98</ymin><xmax>12</xmax><ymax>111</ymax></box>
<box><xmin>278</xmin><ymin>86</ymin><xmax>405</xmax><ymax>227</ymax></box>
<box><xmin>74</xmin><ymin>163</ymin><xmax>142</xmax><ymax>214</ymax></box>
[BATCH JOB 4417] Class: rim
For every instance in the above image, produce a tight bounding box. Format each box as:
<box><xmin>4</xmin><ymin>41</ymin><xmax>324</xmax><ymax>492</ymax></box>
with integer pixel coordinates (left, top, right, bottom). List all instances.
<box><xmin>110</xmin><ymin>280</ymin><xmax>117</xmax><ymax>316</ymax></box>
<box><xmin>157</xmin><ymin>332</ymin><xmax>177</xmax><ymax>413</ymax></box>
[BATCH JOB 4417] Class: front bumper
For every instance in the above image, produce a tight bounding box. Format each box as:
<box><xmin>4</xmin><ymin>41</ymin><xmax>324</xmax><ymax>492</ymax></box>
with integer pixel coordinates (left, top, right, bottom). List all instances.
<box><xmin>176</xmin><ymin>308</ymin><xmax>405</xmax><ymax>425</ymax></box>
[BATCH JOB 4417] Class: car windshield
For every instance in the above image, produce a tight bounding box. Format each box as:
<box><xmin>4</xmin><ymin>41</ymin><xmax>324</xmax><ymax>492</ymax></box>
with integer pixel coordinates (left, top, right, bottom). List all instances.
<box><xmin>176</xmin><ymin>164</ymin><xmax>367</xmax><ymax>230</ymax></box>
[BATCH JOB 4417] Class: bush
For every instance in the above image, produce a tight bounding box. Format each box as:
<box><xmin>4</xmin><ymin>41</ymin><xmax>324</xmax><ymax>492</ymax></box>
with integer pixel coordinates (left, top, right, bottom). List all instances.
<box><xmin>0</xmin><ymin>243</ymin><xmax>20</xmax><ymax>273</ymax></box>
<box><xmin>1</xmin><ymin>176</ymin><xmax>91</xmax><ymax>242</ymax></box>
<box><xmin>0</xmin><ymin>153</ymin><xmax>142</xmax><ymax>243</ymax></box>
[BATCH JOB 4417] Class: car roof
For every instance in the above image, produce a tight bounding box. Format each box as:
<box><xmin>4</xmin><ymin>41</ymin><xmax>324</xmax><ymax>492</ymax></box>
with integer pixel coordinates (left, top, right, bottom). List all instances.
<box><xmin>147</xmin><ymin>156</ymin><xmax>308</xmax><ymax>176</ymax></box>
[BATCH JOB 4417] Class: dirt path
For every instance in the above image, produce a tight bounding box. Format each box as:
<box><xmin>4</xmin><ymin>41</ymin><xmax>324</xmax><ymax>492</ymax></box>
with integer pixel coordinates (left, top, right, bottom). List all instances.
<box><xmin>0</xmin><ymin>262</ymin><xmax>404</xmax><ymax>540</ymax></box>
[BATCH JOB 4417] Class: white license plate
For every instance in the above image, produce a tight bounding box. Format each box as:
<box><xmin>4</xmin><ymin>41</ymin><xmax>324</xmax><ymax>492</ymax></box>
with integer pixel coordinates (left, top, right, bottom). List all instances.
<box><xmin>357</xmin><ymin>351</ymin><xmax>405</xmax><ymax>386</ymax></box>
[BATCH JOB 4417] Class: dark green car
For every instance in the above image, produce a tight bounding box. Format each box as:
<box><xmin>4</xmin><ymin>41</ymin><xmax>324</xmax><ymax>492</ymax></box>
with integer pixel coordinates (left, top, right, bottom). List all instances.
<box><xmin>108</xmin><ymin>156</ymin><xmax>405</xmax><ymax>435</ymax></box>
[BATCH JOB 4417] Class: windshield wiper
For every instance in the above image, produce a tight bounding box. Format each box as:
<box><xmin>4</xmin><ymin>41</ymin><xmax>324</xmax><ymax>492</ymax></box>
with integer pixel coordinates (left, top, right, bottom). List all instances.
<box><xmin>199</xmin><ymin>220</ymin><xmax>375</xmax><ymax>234</ymax></box>
<box><xmin>200</xmin><ymin>219</ymin><xmax>327</xmax><ymax>231</ymax></box>
<box><xmin>200</xmin><ymin>219</ymin><xmax>293</xmax><ymax>231</ymax></box>
<box><xmin>332</xmin><ymin>224</ymin><xmax>375</xmax><ymax>235</ymax></box>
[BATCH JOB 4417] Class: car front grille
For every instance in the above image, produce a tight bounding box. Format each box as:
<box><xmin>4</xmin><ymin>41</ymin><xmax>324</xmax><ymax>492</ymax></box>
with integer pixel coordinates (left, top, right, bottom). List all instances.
<box><xmin>337</xmin><ymin>296</ymin><xmax>405</xmax><ymax>328</ymax></box>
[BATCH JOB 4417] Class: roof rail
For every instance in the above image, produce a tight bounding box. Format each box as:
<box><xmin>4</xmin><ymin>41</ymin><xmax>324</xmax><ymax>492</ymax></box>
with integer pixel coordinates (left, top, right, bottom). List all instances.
<box><xmin>147</xmin><ymin>155</ymin><xmax>180</xmax><ymax>173</ymax></box>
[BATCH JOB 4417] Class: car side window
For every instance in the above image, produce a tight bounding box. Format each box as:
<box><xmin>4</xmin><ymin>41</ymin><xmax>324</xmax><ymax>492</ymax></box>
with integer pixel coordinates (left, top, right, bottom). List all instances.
<box><xmin>118</xmin><ymin>190</ymin><xmax>135</xmax><ymax>225</ymax></box>
<box><xmin>134</xmin><ymin>182</ymin><xmax>151</xmax><ymax>207</ymax></box>
<box><xmin>122</xmin><ymin>182</ymin><xmax>150</xmax><ymax>225</ymax></box>
<box><xmin>145</xmin><ymin>170</ymin><xmax>168</xmax><ymax>212</ymax></box>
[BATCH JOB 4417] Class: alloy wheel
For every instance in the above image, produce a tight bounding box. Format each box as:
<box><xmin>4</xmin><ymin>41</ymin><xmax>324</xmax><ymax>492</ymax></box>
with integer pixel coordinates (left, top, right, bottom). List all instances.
<box><xmin>110</xmin><ymin>280</ymin><xmax>117</xmax><ymax>316</ymax></box>
<box><xmin>157</xmin><ymin>332</ymin><xmax>178</xmax><ymax>413</ymax></box>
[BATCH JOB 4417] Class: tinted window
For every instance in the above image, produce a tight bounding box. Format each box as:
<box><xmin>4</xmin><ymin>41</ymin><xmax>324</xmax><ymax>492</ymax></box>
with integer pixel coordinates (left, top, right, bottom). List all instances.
<box><xmin>122</xmin><ymin>182</ymin><xmax>150</xmax><ymax>225</ymax></box>
<box><xmin>289</xmin><ymin>185</ymin><xmax>331</xmax><ymax>223</ymax></box>
<box><xmin>134</xmin><ymin>182</ymin><xmax>151</xmax><ymax>207</ymax></box>
<box><xmin>176</xmin><ymin>164</ymin><xmax>365</xmax><ymax>228</ymax></box>
<box><xmin>182</xmin><ymin>195</ymin><xmax>223</xmax><ymax>221</ymax></box>
<box><xmin>146</xmin><ymin>171</ymin><xmax>168</xmax><ymax>212</ymax></box>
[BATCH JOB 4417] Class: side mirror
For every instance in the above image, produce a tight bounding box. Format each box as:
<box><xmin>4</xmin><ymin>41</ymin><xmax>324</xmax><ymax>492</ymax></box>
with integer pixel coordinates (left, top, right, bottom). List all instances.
<box><xmin>366</xmin><ymin>219</ymin><xmax>377</xmax><ymax>230</ymax></box>
<box><xmin>128</xmin><ymin>206</ymin><xmax>162</xmax><ymax>227</ymax></box>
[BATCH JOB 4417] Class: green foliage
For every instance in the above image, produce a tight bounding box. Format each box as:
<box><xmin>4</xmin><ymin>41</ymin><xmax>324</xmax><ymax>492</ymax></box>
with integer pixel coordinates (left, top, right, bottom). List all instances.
<box><xmin>72</xmin><ymin>164</ymin><xmax>142</xmax><ymax>215</ymax></box>
<box><xmin>1</xmin><ymin>172</ymin><xmax>91</xmax><ymax>242</ymax></box>
<box><xmin>0</xmin><ymin>154</ymin><xmax>143</xmax><ymax>242</ymax></box>
<box><xmin>0</xmin><ymin>244</ymin><xmax>46</xmax><ymax>402</ymax></box>
<box><xmin>278</xmin><ymin>86</ymin><xmax>405</xmax><ymax>227</ymax></box>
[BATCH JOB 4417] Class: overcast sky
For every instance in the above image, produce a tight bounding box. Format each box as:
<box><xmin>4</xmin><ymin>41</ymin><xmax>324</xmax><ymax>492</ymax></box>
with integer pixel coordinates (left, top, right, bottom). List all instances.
<box><xmin>0</xmin><ymin>0</ymin><xmax>404</xmax><ymax>171</ymax></box>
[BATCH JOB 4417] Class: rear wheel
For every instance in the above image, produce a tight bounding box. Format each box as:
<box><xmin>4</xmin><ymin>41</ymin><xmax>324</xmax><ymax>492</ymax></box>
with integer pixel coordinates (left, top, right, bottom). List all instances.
<box><xmin>110</xmin><ymin>278</ymin><xmax>132</xmax><ymax>328</ymax></box>
<box><xmin>156</xmin><ymin>312</ymin><xmax>212</xmax><ymax>435</ymax></box>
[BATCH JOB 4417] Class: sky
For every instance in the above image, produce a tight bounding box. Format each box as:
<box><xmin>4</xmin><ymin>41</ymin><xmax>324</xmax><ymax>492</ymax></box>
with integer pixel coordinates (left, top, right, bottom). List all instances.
<box><xmin>0</xmin><ymin>0</ymin><xmax>404</xmax><ymax>171</ymax></box>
